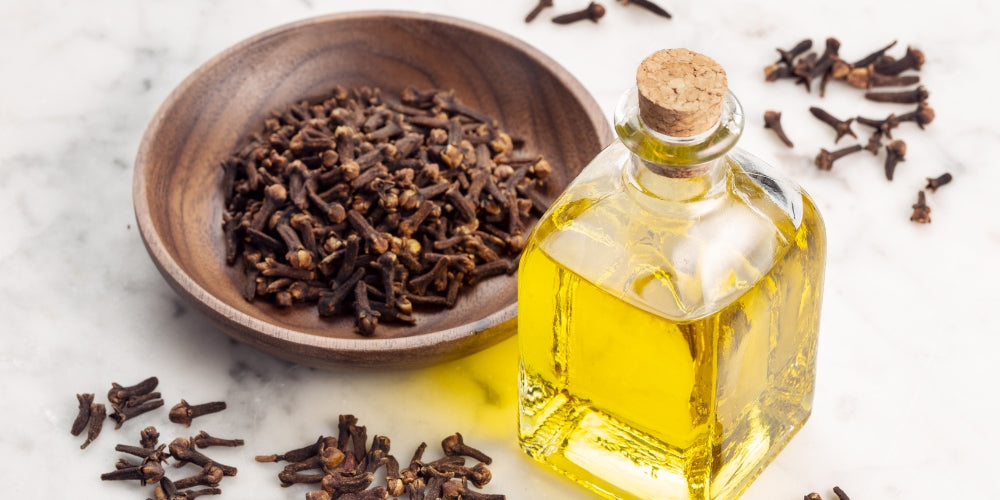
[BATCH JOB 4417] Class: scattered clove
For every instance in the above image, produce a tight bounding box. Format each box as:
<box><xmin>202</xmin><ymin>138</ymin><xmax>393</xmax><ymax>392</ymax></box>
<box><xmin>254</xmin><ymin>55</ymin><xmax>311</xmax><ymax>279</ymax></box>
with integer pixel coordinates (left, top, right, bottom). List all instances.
<box><xmin>100</xmin><ymin>459</ymin><xmax>165</xmax><ymax>486</ymax></box>
<box><xmin>110</xmin><ymin>398</ymin><xmax>165</xmax><ymax>429</ymax></box>
<box><xmin>809</xmin><ymin>107</ymin><xmax>856</xmax><ymax>143</ymax></box>
<box><xmin>107</xmin><ymin>376</ymin><xmax>164</xmax><ymax>429</ymax></box>
<box><xmin>925</xmin><ymin>172</ymin><xmax>952</xmax><ymax>192</ymax></box>
<box><xmin>874</xmin><ymin>46</ymin><xmax>925</xmax><ymax>75</ymax></box>
<box><xmin>169</xmin><ymin>399</ymin><xmax>227</xmax><ymax>427</ymax></box>
<box><xmin>255</xmin><ymin>436</ymin><xmax>337</xmax><ymax>463</ymax></box>
<box><xmin>192</xmin><ymin>430</ymin><xmax>245</xmax><ymax>448</ymax></box>
<box><xmin>168</xmin><ymin>437</ymin><xmax>238</xmax><ymax>476</ymax></box>
<box><xmin>552</xmin><ymin>2</ymin><xmax>606</xmax><ymax>24</ymax></box>
<box><xmin>81</xmin><ymin>402</ymin><xmax>106</xmax><ymax>449</ymax></box>
<box><xmin>911</xmin><ymin>190</ymin><xmax>931</xmax><ymax>223</ymax></box>
<box><xmin>897</xmin><ymin>101</ymin><xmax>935</xmax><ymax>129</ymax></box>
<box><xmin>441</xmin><ymin>432</ymin><xmax>492</xmax><ymax>465</ymax></box>
<box><xmin>173</xmin><ymin>463</ymin><xmax>225</xmax><ymax>489</ymax></box>
<box><xmin>71</xmin><ymin>393</ymin><xmax>95</xmax><ymax>437</ymax></box>
<box><xmin>108</xmin><ymin>376</ymin><xmax>159</xmax><ymax>407</ymax></box>
<box><xmin>776</xmin><ymin>39</ymin><xmax>813</xmax><ymax>67</ymax></box>
<box><xmin>763</xmin><ymin>110</ymin><xmax>794</xmax><ymax>147</ymax></box>
<box><xmin>814</xmin><ymin>144</ymin><xmax>863</xmax><ymax>171</ymax></box>
<box><xmin>884</xmin><ymin>139</ymin><xmax>907</xmax><ymax>180</ymax></box>
<box><xmin>140</xmin><ymin>426</ymin><xmax>160</xmax><ymax>450</ymax></box>
<box><xmin>846</xmin><ymin>66</ymin><xmax>920</xmax><ymax>89</ymax></box>
<box><xmin>864</xmin><ymin>85</ymin><xmax>928</xmax><ymax>104</ymax></box>
<box><xmin>114</xmin><ymin>441</ymin><xmax>168</xmax><ymax>463</ymax></box>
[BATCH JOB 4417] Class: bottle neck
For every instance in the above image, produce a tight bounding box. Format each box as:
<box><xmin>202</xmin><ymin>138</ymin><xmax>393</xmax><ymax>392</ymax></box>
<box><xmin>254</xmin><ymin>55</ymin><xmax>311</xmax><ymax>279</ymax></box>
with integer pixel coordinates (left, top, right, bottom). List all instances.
<box><xmin>626</xmin><ymin>155</ymin><xmax>728</xmax><ymax>201</ymax></box>
<box><xmin>615</xmin><ymin>86</ymin><xmax>745</xmax><ymax>200</ymax></box>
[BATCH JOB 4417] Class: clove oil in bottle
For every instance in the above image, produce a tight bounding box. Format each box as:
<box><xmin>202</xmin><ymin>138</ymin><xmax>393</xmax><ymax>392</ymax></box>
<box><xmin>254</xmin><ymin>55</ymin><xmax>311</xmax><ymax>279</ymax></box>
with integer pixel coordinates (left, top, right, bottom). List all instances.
<box><xmin>517</xmin><ymin>49</ymin><xmax>826</xmax><ymax>500</ymax></box>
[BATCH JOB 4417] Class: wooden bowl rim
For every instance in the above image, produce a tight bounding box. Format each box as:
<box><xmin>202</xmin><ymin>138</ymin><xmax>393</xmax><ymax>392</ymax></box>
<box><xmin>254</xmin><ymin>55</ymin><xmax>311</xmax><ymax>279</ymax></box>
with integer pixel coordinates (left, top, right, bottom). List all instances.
<box><xmin>132</xmin><ymin>10</ymin><xmax>612</xmax><ymax>361</ymax></box>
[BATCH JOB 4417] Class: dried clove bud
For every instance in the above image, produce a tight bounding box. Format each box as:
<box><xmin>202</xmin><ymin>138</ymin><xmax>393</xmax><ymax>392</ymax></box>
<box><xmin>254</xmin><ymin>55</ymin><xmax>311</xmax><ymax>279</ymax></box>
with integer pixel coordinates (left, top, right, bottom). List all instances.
<box><xmin>846</xmin><ymin>65</ymin><xmax>920</xmax><ymax>89</ymax></box>
<box><xmin>173</xmin><ymin>463</ymin><xmax>225</xmax><ymax>489</ymax></box>
<box><xmin>71</xmin><ymin>393</ymin><xmax>94</xmax><ymax>436</ymax></box>
<box><xmin>551</xmin><ymin>2</ymin><xmax>606</xmax><ymax>24</ymax></box>
<box><xmin>884</xmin><ymin>139</ymin><xmax>907</xmax><ymax>180</ymax></box>
<box><xmin>108</xmin><ymin>376</ymin><xmax>159</xmax><ymax>407</ymax></box>
<box><xmin>441</xmin><ymin>433</ymin><xmax>492</xmax><ymax>465</ymax></box>
<box><xmin>140</xmin><ymin>426</ymin><xmax>160</xmax><ymax>449</ymax></box>
<box><xmin>192</xmin><ymin>430</ymin><xmax>244</xmax><ymax>448</ymax></box>
<box><xmin>910</xmin><ymin>190</ymin><xmax>931</xmax><ymax>223</ymax></box>
<box><xmin>81</xmin><ymin>402</ymin><xmax>106</xmax><ymax>449</ymax></box>
<box><xmin>864</xmin><ymin>85</ymin><xmax>928</xmax><ymax>104</ymax></box>
<box><xmin>100</xmin><ymin>460</ymin><xmax>165</xmax><ymax>486</ymax></box>
<box><xmin>110</xmin><ymin>398</ymin><xmax>164</xmax><ymax>429</ymax></box>
<box><xmin>763</xmin><ymin>111</ymin><xmax>794</xmax><ymax>148</ymax></box>
<box><xmin>168</xmin><ymin>437</ymin><xmax>238</xmax><ymax>476</ymax></box>
<box><xmin>809</xmin><ymin>107</ymin><xmax>856</xmax><ymax>143</ymax></box>
<box><xmin>814</xmin><ymin>144</ymin><xmax>863</xmax><ymax>170</ymax></box>
<box><xmin>775</xmin><ymin>39</ymin><xmax>813</xmax><ymax>67</ymax></box>
<box><xmin>873</xmin><ymin>46</ymin><xmax>925</xmax><ymax>75</ymax></box>
<box><xmin>169</xmin><ymin>399</ymin><xmax>227</xmax><ymax>427</ymax></box>
<box><xmin>925</xmin><ymin>173</ymin><xmax>952</xmax><ymax>192</ymax></box>
<box><xmin>256</xmin><ymin>435</ymin><xmax>331</xmax><ymax>463</ymax></box>
<box><xmin>897</xmin><ymin>101</ymin><xmax>935</xmax><ymax>129</ymax></box>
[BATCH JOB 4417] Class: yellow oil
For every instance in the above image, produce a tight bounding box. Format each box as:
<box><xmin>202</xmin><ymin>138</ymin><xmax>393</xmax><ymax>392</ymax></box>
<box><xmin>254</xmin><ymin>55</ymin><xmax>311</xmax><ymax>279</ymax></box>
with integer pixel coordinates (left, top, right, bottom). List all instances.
<box><xmin>517</xmin><ymin>156</ymin><xmax>826</xmax><ymax>500</ymax></box>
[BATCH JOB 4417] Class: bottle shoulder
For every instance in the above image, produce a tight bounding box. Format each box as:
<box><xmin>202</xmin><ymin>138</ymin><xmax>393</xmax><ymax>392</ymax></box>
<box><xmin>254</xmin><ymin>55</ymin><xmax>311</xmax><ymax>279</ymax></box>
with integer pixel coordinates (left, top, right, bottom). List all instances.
<box><xmin>528</xmin><ymin>143</ymin><xmax>825</xmax><ymax>321</ymax></box>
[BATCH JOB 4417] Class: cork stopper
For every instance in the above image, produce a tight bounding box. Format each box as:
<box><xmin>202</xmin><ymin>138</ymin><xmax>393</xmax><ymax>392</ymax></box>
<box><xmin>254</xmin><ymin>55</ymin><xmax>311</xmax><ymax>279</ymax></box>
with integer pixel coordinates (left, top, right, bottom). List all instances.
<box><xmin>636</xmin><ymin>49</ymin><xmax>728</xmax><ymax>137</ymax></box>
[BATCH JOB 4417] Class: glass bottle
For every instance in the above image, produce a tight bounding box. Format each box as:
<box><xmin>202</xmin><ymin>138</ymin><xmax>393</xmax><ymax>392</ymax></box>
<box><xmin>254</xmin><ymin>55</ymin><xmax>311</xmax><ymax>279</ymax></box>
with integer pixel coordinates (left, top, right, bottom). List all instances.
<box><xmin>517</xmin><ymin>49</ymin><xmax>827</xmax><ymax>500</ymax></box>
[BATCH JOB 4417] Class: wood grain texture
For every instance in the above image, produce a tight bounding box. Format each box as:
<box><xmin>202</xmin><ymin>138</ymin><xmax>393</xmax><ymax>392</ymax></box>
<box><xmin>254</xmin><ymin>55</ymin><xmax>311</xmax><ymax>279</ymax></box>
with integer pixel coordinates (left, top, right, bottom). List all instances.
<box><xmin>133</xmin><ymin>11</ymin><xmax>612</xmax><ymax>369</ymax></box>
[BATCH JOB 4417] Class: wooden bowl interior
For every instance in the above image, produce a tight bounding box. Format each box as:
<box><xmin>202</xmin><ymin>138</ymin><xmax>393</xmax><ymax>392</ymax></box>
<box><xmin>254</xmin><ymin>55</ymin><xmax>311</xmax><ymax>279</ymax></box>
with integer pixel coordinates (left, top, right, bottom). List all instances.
<box><xmin>136</xmin><ymin>13</ymin><xmax>611</xmax><ymax>367</ymax></box>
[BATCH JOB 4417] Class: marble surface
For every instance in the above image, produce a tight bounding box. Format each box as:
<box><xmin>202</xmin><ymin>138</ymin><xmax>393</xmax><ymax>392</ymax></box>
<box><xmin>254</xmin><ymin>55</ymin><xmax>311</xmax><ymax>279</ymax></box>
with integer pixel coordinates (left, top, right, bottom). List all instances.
<box><xmin>2</xmin><ymin>0</ymin><xmax>999</xmax><ymax>498</ymax></box>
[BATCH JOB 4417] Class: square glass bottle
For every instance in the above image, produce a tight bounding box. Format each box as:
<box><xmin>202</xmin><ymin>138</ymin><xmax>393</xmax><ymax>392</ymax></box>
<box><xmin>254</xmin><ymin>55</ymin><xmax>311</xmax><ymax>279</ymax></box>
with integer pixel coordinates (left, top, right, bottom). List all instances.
<box><xmin>517</xmin><ymin>49</ymin><xmax>826</xmax><ymax>500</ymax></box>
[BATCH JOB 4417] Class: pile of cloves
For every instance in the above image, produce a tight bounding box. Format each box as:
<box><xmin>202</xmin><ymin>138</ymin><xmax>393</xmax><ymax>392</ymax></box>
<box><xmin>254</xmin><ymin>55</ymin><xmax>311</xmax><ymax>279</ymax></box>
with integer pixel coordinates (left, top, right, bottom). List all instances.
<box><xmin>72</xmin><ymin>376</ymin><xmax>164</xmax><ymax>449</ymax></box>
<box><xmin>109</xmin><ymin>376</ymin><xmax>165</xmax><ymax>429</ymax></box>
<box><xmin>762</xmin><ymin>38</ymin><xmax>951</xmax><ymax>223</ymax></box>
<box><xmin>102</xmin><ymin>426</ymin><xmax>244</xmax><ymax>499</ymax></box>
<box><xmin>222</xmin><ymin>85</ymin><xmax>552</xmax><ymax>335</ymax></box>
<box><xmin>805</xmin><ymin>486</ymin><xmax>852</xmax><ymax>500</ymax></box>
<box><xmin>257</xmin><ymin>414</ymin><xmax>505</xmax><ymax>500</ymax></box>
<box><xmin>524</xmin><ymin>0</ymin><xmax>671</xmax><ymax>24</ymax></box>
<box><xmin>72</xmin><ymin>377</ymin><xmax>241</xmax><ymax>498</ymax></box>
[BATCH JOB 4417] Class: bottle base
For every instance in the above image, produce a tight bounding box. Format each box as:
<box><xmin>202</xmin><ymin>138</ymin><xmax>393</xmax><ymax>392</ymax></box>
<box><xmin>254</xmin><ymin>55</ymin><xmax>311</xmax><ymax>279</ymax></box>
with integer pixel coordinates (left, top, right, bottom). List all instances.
<box><xmin>519</xmin><ymin>384</ymin><xmax>810</xmax><ymax>500</ymax></box>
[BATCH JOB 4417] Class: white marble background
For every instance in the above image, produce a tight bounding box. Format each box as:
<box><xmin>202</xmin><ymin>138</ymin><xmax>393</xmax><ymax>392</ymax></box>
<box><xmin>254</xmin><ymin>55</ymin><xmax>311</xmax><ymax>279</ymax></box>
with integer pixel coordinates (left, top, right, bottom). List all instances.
<box><xmin>2</xmin><ymin>0</ymin><xmax>999</xmax><ymax>498</ymax></box>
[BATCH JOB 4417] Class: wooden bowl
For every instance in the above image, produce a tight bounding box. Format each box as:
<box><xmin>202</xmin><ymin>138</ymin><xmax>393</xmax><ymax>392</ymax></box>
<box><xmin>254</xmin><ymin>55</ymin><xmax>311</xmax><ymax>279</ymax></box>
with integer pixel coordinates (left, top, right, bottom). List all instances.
<box><xmin>133</xmin><ymin>11</ymin><xmax>611</xmax><ymax>369</ymax></box>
